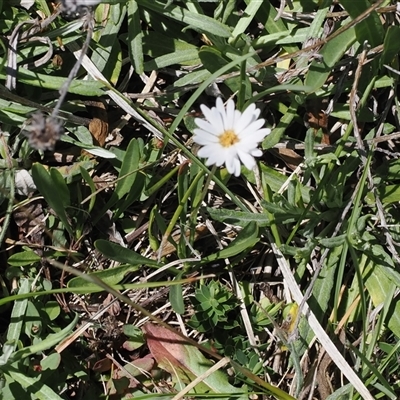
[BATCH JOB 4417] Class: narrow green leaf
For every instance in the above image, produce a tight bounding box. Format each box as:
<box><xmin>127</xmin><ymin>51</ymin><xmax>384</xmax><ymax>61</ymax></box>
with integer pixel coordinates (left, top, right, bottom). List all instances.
<box><xmin>79</xmin><ymin>166</ymin><xmax>96</xmax><ymax>213</ymax></box>
<box><xmin>2</xmin><ymin>69</ymin><xmax>105</xmax><ymax>96</ymax></box>
<box><xmin>91</xmin><ymin>2</ymin><xmax>126</xmax><ymax>82</ymax></box>
<box><xmin>0</xmin><ymin>279</ymin><xmax>30</xmax><ymax>366</ymax></box>
<box><xmin>127</xmin><ymin>0</ymin><xmax>144</xmax><ymax>75</ymax></box>
<box><xmin>137</xmin><ymin>0</ymin><xmax>231</xmax><ymax>38</ymax></box>
<box><xmin>231</xmin><ymin>0</ymin><xmax>262</xmax><ymax>37</ymax></box>
<box><xmin>5</xmin><ymin>369</ymin><xmax>63</xmax><ymax>400</ymax></box>
<box><xmin>144</xmin><ymin>48</ymin><xmax>200</xmax><ymax>70</ymax></box>
<box><xmin>7</xmin><ymin>314</ymin><xmax>78</xmax><ymax>364</ymax></box>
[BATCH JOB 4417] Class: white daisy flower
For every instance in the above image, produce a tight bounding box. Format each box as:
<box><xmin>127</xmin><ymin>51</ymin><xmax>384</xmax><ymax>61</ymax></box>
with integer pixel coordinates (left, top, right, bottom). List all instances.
<box><xmin>193</xmin><ymin>98</ymin><xmax>271</xmax><ymax>177</ymax></box>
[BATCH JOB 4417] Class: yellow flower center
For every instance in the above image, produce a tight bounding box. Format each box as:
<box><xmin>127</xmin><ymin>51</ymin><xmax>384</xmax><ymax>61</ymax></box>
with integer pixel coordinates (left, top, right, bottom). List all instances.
<box><xmin>219</xmin><ymin>129</ymin><xmax>239</xmax><ymax>147</ymax></box>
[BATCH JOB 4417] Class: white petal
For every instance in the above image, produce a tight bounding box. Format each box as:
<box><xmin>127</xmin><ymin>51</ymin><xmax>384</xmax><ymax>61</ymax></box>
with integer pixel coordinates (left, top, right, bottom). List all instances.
<box><xmin>240</xmin><ymin>128</ymin><xmax>271</xmax><ymax>145</ymax></box>
<box><xmin>200</xmin><ymin>104</ymin><xmax>214</xmax><ymax>121</ymax></box>
<box><xmin>193</xmin><ymin>131</ymin><xmax>220</xmax><ymax>146</ymax></box>
<box><xmin>250</xmin><ymin>149</ymin><xmax>263</xmax><ymax>157</ymax></box>
<box><xmin>194</xmin><ymin>119</ymin><xmax>219</xmax><ymax>135</ymax></box>
<box><xmin>238</xmin><ymin>118</ymin><xmax>265</xmax><ymax>137</ymax></box>
<box><xmin>215</xmin><ymin>97</ymin><xmax>225</xmax><ymax>113</ymax></box>
<box><xmin>232</xmin><ymin>157</ymin><xmax>242</xmax><ymax>176</ymax></box>
<box><xmin>224</xmin><ymin>99</ymin><xmax>235</xmax><ymax>130</ymax></box>
<box><xmin>198</xmin><ymin>146</ymin><xmax>226</xmax><ymax>167</ymax></box>
<box><xmin>210</xmin><ymin>106</ymin><xmax>225</xmax><ymax>133</ymax></box>
<box><xmin>235</xmin><ymin>103</ymin><xmax>257</xmax><ymax>133</ymax></box>
<box><xmin>225</xmin><ymin>153</ymin><xmax>238</xmax><ymax>176</ymax></box>
<box><xmin>237</xmin><ymin>150</ymin><xmax>256</xmax><ymax>170</ymax></box>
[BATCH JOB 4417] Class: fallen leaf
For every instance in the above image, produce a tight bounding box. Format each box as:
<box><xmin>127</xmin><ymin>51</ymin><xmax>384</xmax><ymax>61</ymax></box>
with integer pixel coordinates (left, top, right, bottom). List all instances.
<box><xmin>143</xmin><ymin>323</ymin><xmax>247</xmax><ymax>398</ymax></box>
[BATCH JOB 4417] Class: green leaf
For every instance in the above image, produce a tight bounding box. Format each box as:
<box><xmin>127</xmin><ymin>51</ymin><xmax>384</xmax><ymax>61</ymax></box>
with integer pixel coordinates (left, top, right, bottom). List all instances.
<box><xmin>32</xmin><ymin>164</ymin><xmax>74</xmax><ymax>237</ymax></box>
<box><xmin>127</xmin><ymin>0</ymin><xmax>144</xmax><ymax>75</ymax></box>
<box><xmin>260</xmin><ymin>164</ymin><xmax>311</xmax><ymax>203</ymax></box>
<box><xmin>95</xmin><ymin>239</ymin><xmax>160</xmax><ymax>267</ymax></box>
<box><xmin>40</xmin><ymin>352</ymin><xmax>61</xmax><ymax>371</ymax></box>
<box><xmin>79</xmin><ymin>166</ymin><xmax>96</xmax><ymax>213</ymax></box>
<box><xmin>364</xmin><ymin>261</ymin><xmax>400</xmax><ymax>338</ymax></box>
<box><xmin>207</xmin><ymin>207</ymin><xmax>270</xmax><ymax>228</ymax></box>
<box><xmin>5</xmin><ymin>369</ymin><xmax>64</xmax><ymax>400</ymax></box>
<box><xmin>144</xmin><ymin>48</ymin><xmax>200</xmax><ymax>71</ymax></box>
<box><xmin>7</xmin><ymin>314</ymin><xmax>78</xmax><ymax>364</ymax></box>
<box><xmin>137</xmin><ymin>0</ymin><xmax>231</xmax><ymax>38</ymax></box>
<box><xmin>42</xmin><ymin>301</ymin><xmax>60</xmax><ymax>321</ymax></box>
<box><xmin>170</xmin><ymin>282</ymin><xmax>185</xmax><ymax>315</ymax></box>
<box><xmin>91</xmin><ymin>2</ymin><xmax>126</xmax><ymax>83</ymax></box>
<box><xmin>67</xmin><ymin>264</ymin><xmax>140</xmax><ymax>289</ymax></box>
<box><xmin>115</xmin><ymin>138</ymin><xmax>141</xmax><ymax>199</ymax></box>
<box><xmin>0</xmin><ymin>278</ymin><xmax>30</xmax><ymax>365</ymax></box>
<box><xmin>3</xmin><ymin>69</ymin><xmax>105</xmax><ymax>96</ymax></box>
<box><xmin>200</xmin><ymin>222</ymin><xmax>259</xmax><ymax>263</ymax></box>
<box><xmin>231</xmin><ymin>0</ymin><xmax>263</xmax><ymax>37</ymax></box>
<box><xmin>305</xmin><ymin>22</ymin><xmax>356</xmax><ymax>91</ymax></box>
<box><xmin>340</xmin><ymin>0</ymin><xmax>384</xmax><ymax>48</ymax></box>
<box><xmin>380</xmin><ymin>26</ymin><xmax>400</xmax><ymax>68</ymax></box>
<box><xmin>8</xmin><ymin>250</ymin><xmax>41</xmax><ymax>266</ymax></box>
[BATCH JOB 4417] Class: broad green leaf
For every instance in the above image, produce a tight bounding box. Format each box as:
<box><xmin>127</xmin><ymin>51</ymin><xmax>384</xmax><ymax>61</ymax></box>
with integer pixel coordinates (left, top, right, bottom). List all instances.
<box><xmin>32</xmin><ymin>164</ymin><xmax>74</xmax><ymax>237</ymax></box>
<box><xmin>174</xmin><ymin>69</ymin><xmax>210</xmax><ymax>87</ymax></box>
<box><xmin>142</xmin><ymin>30</ymin><xmax>199</xmax><ymax>65</ymax></box>
<box><xmin>95</xmin><ymin>239</ymin><xmax>160</xmax><ymax>267</ymax></box>
<box><xmin>231</xmin><ymin>0</ymin><xmax>263</xmax><ymax>37</ymax></box>
<box><xmin>8</xmin><ymin>250</ymin><xmax>41</xmax><ymax>266</ymax></box>
<box><xmin>40</xmin><ymin>352</ymin><xmax>61</xmax><ymax>371</ymax></box>
<box><xmin>363</xmin><ymin>261</ymin><xmax>400</xmax><ymax>338</ymax></box>
<box><xmin>200</xmin><ymin>222</ymin><xmax>259</xmax><ymax>263</ymax></box>
<box><xmin>380</xmin><ymin>26</ymin><xmax>400</xmax><ymax>69</ymax></box>
<box><xmin>245</xmin><ymin>0</ymin><xmax>297</xmax><ymax>54</ymax></box>
<box><xmin>50</xmin><ymin>168</ymin><xmax>70</xmax><ymax>207</ymax></box>
<box><xmin>115</xmin><ymin>138</ymin><xmax>141</xmax><ymax>199</ymax></box>
<box><xmin>67</xmin><ymin>264</ymin><xmax>140</xmax><ymax>289</ymax></box>
<box><xmin>207</xmin><ymin>208</ymin><xmax>270</xmax><ymax>228</ymax></box>
<box><xmin>260</xmin><ymin>164</ymin><xmax>311</xmax><ymax>203</ymax></box>
<box><xmin>169</xmin><ymin>282</ymin><xmax>184</xmax><ymax>315</ymax></box>
<box><xmin>93</xmin><ymin>139</ymin><xmax>141</xmax><ymax>223</ymax></box>
<box><xmin>298</xmin><ymin>246</ymin><xmax>341</xmax><ymax>353</ymax></box>
<box><xmin>340</xmin><ymin>0</ymin><xmax>384</xmax><ymax>48</ymax></box>
<box><xmin>305</xmin><ymin>22</ymin><xmax>356</xmax><ymax>91</ymax></box>
<box><xmin>376</xmin><ymin>184</ymin><xmax>400</xmax><ymax>205</ymax></box>
<box><xmin>42</xmin><ymin>301</ymin><xmax>60</xmax><ymax>321</ymax></box>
